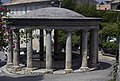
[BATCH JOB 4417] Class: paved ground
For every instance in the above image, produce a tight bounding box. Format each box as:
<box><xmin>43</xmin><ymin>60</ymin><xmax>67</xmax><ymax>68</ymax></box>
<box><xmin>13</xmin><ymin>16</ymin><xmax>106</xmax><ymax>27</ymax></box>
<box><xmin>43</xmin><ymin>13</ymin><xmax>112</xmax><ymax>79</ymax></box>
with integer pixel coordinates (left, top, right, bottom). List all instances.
<box><xmin>0</xmin><ymin>51</ymin><xmax>116</xmax><ymax>81</ymax></box>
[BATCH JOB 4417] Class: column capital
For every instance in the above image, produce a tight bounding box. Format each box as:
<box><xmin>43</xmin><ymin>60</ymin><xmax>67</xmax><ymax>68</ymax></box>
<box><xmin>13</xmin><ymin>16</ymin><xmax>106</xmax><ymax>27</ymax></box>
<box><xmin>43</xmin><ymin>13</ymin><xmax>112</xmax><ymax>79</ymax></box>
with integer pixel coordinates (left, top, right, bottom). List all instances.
<box><xmin>45</xmin><ymin>29</ymin><xmax>52</xmax><ymax>32</ymax></box>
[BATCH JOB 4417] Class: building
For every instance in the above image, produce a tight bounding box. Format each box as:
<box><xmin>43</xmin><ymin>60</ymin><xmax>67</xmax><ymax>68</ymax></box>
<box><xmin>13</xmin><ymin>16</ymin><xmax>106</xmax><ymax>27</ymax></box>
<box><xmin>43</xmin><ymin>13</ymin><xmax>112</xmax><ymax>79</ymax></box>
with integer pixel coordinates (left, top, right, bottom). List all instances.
<box><xmin>111</xmin><ymin>0</ymin><xmax>120</xmax><ymax>11</ymax></box>
<box><xmin>96</xmin><ymin>4</ymin><xmax>111</xmax><ymax>10</ymax></box>
<box><xmin>96</xmin><ymin>0</ymin><xmax>112</xmax><ymax>10</ymax></box>
<box><xmin>3</xmin><ymin>0</ymin><xmax>98</xmax><ymax>17</ymax></box>
<box><xmin>96</xmin><ymin>0</ymin><xmax>120</xmax><ymax>11</ymax></box>
<box><xmin>4</xmin><ymin>7</ymin><xmax>101</xmax><ymax>74</ymax></box>
<box><xmin>3</xmin><ymin>0</ymin><xmax>52</xmax><ymax>17</ymax></box>
<box><xmin>2</xmin><ymin>0</ymin><xmax>101</xmax><ymax>74</ymax></box>
<box><xmin>3</xmin><ymin>0</ymin><xmax>54</xmax><ymax>51</ymax></box>
<box><xmin>3</xmin><ymin>0</ymin><xmax>98</xmax><ymax>51</ymax></box>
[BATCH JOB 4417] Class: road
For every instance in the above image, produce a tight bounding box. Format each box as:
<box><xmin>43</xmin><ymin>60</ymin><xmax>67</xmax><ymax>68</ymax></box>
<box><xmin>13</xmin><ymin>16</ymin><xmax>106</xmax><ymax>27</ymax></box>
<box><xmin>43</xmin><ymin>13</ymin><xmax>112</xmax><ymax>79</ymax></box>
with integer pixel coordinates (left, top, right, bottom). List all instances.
<box><xmin>0</xmin><ymin>51</ymin><xmax>116</xmax><ymax>81</ymax></box>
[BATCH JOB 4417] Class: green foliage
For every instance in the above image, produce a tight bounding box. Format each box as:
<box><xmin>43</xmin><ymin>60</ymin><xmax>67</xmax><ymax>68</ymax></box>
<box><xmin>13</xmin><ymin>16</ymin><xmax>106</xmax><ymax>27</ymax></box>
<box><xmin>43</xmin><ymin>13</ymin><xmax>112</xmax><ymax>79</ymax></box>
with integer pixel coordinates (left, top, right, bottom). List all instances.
<box><xmin>75</xmin><ymin>4</ymin><xmax>118</xmax><ymax>23</ymax></box>
<box><xmin>60</xmin><ymin>1</ymin><xmax>119</xmax><ymax>53</ymax></box>
<box><xmin>75</xmin><ymin>4</ymin><xmax>101</xmax><ymax>17</ymax></box>
<box><xmin>58</xmin><ymin>30</ymin><xmax>66</xmax><ymax>50</ymax></box>
<box><xmin>61</xmin><ymin>0</ymin><xmax>77</xmax><ymax>10</ymax></box>
<box><xmin>99</xmin><ymin>23</ymin><xmax>118</xmax><ymax>51</ymax></box>
<box><xmin>109</xmin><ymin>62</ymin><xmax>119</xmax><ymax>81</ymax></box>
<box><xmin>109</xmin><ymin>79</ymin><xmax>116</xmax><ymax>81</ymax></box>
<box><xmin>58</xmin><ymin>30</ymin><xmax>80</xmax><ymax>50</ymax></box>
<box><xmin>102</xmin><ymin>11</ymin><xmax>117</xmax><ymax>22</ymax></box>
<box><xmin>72</xmin><ymin>31</ymin><xmax>80</xmax><ymax>47</ymax></box>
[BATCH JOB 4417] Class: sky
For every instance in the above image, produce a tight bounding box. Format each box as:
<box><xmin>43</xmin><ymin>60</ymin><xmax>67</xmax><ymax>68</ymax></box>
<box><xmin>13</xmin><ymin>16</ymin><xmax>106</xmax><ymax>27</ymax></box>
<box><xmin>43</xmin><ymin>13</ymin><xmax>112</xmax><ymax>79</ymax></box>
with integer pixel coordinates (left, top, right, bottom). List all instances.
<box><xmin>2</xmin><ymin>0</ymin><xmax>105</xmax><ymax>3</ymax></box>
<box><xmin>2</xmin><ymin>0</ymin><xmax>10</xmax><ymax>3</ymax></box>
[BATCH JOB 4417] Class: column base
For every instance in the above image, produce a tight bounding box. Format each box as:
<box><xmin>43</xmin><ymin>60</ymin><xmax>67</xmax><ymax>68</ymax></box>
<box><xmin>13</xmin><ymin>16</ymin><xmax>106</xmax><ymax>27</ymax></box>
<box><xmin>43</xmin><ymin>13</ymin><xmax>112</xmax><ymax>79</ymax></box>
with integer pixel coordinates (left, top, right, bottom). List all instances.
<box><xmin>79</xmin><ymin>67</ymin><xmax>90</xmax><ymax>72</ymax></box>
<box><xmin>45</xmin><ymin>69</ymin><xmax>53</xmax><ymax>74</ymax></box>
<box><xmin>90</xmin><ymin>64</ymin><xmax>100</xmax><ymax>71</ymax></box>
<box><xmin>25</xmin><ymin>68</ymin><xmax>34</xmax><ymax>71</ymax></box>
<box><xmin>6</xmin><ymin>63</ymin><xmax>13</xmax><ymax>68</ymax></box>
<box><xmin>12</xmin><ymin>66</ymin><xmax>21</xmax><ymax>73</ymax></box>
<box><xmin>65</xmin><ymin>69</ymin><xmax>73</xmax><ymax>73</ymax></box>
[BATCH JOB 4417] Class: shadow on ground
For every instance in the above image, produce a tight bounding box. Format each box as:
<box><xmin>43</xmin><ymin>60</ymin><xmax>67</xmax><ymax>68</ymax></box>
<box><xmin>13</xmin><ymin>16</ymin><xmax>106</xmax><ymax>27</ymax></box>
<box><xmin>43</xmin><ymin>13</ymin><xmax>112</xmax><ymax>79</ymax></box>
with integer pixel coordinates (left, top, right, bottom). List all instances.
<box><xmin>99</xmin><ymin>61</ymin><xmax>112</xmax><ymax>70</ymax></box>
<box><xmin>0</xmin><ymin>75</ymin><xmax>44</xmax><ymax>81</ymax></box>
<box><xmin>0</xmin><ymin>61</ymin><xmax>6</xmax><ymax>67</ymax></box>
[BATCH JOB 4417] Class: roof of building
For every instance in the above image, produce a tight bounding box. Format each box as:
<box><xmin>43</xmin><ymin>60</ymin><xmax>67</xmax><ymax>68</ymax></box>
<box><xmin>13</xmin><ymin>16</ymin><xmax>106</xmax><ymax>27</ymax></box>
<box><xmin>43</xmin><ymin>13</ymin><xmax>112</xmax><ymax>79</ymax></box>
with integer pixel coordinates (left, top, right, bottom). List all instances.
<box><xmin>4</xmin><ymin>7</ymin><xmax>101</xmax><ymax>29</ymax></box>
<box><xmin>3</xmin><ymin>0</ymin><xmax>50</xmax><ymax>6</ymax></box>
<box><xmin>112</xmin><ymin>0</ymin><xmax>120</xmax><ymax>4</ymax></box>
<box><xmin>4</xmin><ymin>0</ymin><xmax>97</xmax><ymax>6</ymax></box>
<box><xmin>19</xmin><ymin>7</ymin><xmax>85</xmax><ymax>19</ymax></box>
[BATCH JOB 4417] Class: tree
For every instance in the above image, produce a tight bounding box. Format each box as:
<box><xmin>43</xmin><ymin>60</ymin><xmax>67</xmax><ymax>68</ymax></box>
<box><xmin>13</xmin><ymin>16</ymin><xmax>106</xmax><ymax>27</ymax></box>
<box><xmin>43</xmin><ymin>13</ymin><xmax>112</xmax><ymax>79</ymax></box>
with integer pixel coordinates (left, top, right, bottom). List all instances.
<box><xmin>0</xmin><ymin>3</ymin><xmax>10</xmax><ymax>50</ymax></box>
<box><xmin>61</xmin><ymin>0</ymin><xmax>77</xmax><ymax>10</ymax></box>
<box><xmin>61</xmin><ymin>1</ymin><xmax>119</xmax><ymax>54</ymax></box>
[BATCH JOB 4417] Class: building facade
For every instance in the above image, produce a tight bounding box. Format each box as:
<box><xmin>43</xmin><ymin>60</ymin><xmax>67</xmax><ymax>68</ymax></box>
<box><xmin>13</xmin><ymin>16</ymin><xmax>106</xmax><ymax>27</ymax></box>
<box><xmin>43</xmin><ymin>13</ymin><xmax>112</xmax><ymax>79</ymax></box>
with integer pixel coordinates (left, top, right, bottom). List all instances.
<box><xmin>3</xmin><ymin>0</ymin><xmax>52</xmax><ymax>17</ymax></box>
<box><xmin>96</xmin><ymin>0</ymin><xmax>120</xmax><ymax>11</ymax></box>
<box><xmin>111</xmin><ymin>0</ymin><xmax>120</xmax><ymax>10</ymax></box>
<box><xmin>3</xmin><ymin>0</ymin><xmax>54</xmax><ymax>51</ymax></box>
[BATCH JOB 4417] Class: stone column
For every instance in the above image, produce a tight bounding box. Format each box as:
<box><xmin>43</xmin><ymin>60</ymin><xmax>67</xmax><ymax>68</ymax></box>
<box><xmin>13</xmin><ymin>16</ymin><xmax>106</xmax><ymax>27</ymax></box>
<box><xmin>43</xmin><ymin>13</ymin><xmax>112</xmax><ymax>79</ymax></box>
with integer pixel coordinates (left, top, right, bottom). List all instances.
<box><xmin>45</xmin><ymin>29</ymin><xmax>52</xmax><ymax>72</ymax></box>
<box><xmin>7</xmin><ymin>30</ymin><xmax>13</xmax><ymax>66</ymax></box>
<box><xmin>39</xmin><ymin>29</ymin><xmax>44</xmax><ymax>61</ymax></box>
<box><xmin>13</xmin><ymin>29</ymin><xmax>20</xmax><ymax>71</ymax></box>
<box><xmin>26</xmin><ymin>29</ymin><xmax>33</xmax><ymax>71</ymax></box>
<box><xmin>54</xmin><ymin>29</ymin><xmax>58</xmax><ymax>60</ymax></box>
<box><xmin>80</xmin><ymin>30</ymin><xmax>89</xmax><ymax>72</ymax></box>
<box><xmin>80</xmin><ymin>31</ymin><xmax>83</xmax><ymax>66</ymax></box>
<box><xmin>89</xmin><ymin>29</ymin><xmax>98</xmax><ymax>68</ymax></box>
<box><xmin>65</xmin><ymin>30</ymin><xmax>73</xmax><ymax>73</ymax></box>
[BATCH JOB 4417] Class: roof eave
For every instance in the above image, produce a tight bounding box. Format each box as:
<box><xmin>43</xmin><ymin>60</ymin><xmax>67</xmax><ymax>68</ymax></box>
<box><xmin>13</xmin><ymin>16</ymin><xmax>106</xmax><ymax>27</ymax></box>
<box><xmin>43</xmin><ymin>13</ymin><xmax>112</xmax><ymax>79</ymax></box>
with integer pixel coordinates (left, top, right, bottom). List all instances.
<box><xmin>3</xmin><ymin>1</ymin><xmax>50</xmax><ymax>6</ymax></box>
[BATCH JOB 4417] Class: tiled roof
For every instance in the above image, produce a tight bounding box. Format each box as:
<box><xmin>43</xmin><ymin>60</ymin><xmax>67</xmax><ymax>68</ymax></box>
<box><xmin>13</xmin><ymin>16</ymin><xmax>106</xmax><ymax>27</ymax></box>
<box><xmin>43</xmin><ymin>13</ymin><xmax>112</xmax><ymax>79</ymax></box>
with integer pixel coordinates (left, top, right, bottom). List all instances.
<box><xmin>3</xmin><ymin>0</ymin><xmax>50</xmax><ymax>6</ymax></box>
